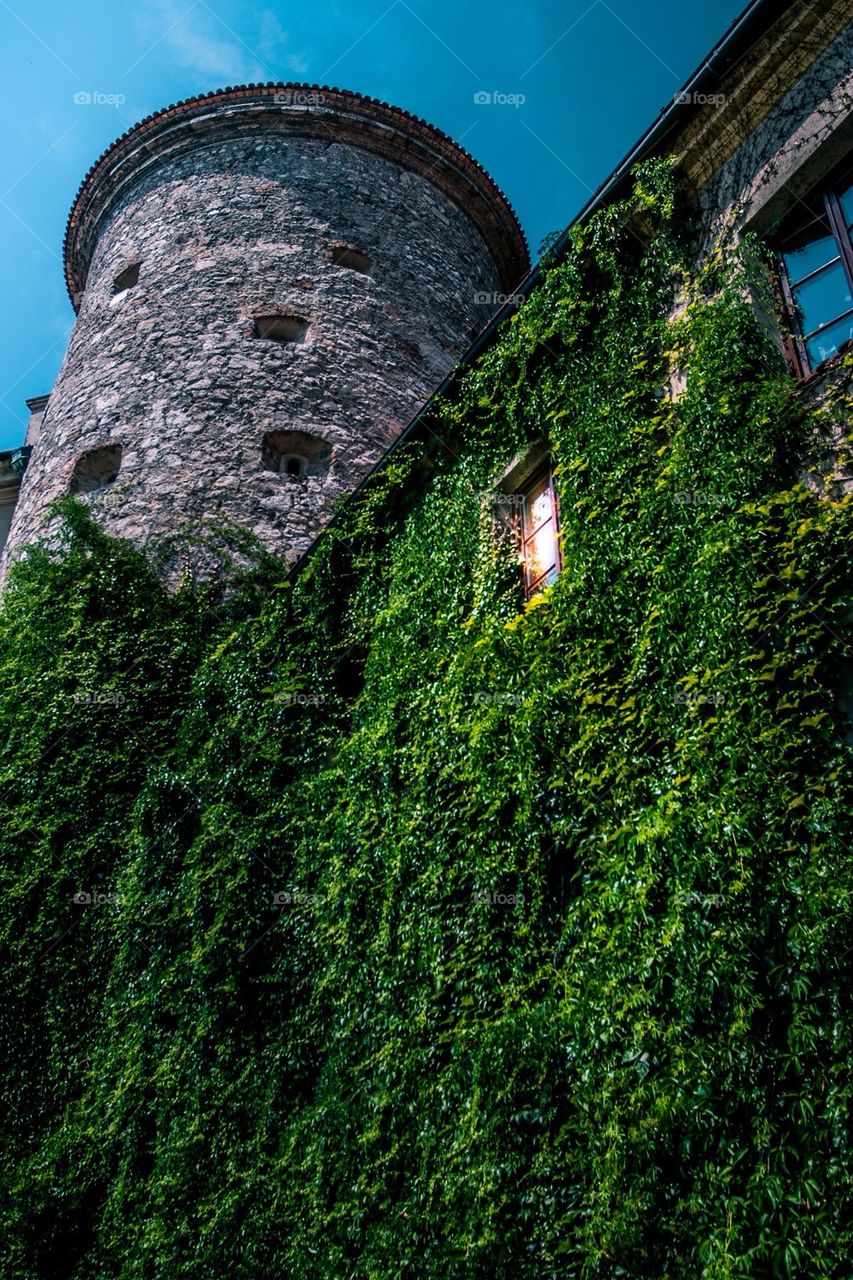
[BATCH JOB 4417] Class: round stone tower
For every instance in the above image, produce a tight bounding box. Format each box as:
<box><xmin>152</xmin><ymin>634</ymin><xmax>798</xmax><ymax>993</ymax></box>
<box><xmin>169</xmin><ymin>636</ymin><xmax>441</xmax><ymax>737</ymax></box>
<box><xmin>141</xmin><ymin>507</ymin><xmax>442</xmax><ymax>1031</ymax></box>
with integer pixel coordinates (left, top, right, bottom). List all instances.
<box><xmin>1</xmin><ymin>83</ymin><xmax>528</xmax><ymax>577</ymax></box>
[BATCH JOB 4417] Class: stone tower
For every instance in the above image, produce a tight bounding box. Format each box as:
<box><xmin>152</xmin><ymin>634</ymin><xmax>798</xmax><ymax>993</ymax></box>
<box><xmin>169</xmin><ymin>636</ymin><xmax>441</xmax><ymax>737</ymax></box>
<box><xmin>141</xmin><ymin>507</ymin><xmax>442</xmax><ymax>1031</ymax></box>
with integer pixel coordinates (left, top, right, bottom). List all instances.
<box><xmin>0</xmin><ymin>84</ymin><xmax>528</xmax><ymax>577</ymax></box>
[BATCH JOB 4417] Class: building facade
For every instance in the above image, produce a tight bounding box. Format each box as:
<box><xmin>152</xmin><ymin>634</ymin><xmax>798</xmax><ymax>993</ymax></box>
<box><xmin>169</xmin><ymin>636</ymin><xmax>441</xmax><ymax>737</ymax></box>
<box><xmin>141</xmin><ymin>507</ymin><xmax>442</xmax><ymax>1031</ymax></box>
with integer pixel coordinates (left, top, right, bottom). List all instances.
<box><xmin>2</xmin><ymin>3</ymin><xmax>853</xmax><ymax>1275</ymax></box>
<box><xmin>1</xmin><ymin>2</ymin><xmax>851</xmax><ymax>582</ymax></box>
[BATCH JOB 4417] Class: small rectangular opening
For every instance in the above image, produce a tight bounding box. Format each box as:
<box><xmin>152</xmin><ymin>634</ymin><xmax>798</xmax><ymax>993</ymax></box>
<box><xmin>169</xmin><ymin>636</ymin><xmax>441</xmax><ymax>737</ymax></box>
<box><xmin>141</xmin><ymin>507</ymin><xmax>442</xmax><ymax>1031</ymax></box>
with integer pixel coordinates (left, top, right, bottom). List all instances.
<box><xmin>332</xmin><ymin>246</ymin><xmax>372</xmax><ymax>274</ymax></box>
<box><xmin>254</xmin><ymin>315</ymin><xmax>310</xmax><ymax>343</ymax></box>
<box><xmin>112</xmin><ymin>263</ymin><xmax>140</xmax><ymax>295</ymax></box>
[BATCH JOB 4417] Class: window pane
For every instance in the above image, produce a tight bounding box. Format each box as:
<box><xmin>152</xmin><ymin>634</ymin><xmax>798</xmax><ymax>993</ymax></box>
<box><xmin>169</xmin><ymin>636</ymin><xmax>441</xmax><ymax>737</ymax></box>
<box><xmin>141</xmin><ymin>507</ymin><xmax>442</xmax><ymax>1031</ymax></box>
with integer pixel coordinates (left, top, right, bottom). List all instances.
<box><xmin>528</xmin><ymin>563</ymin><xmax>560</xmax><ymax>592</ymax></box>
<box><xmin>522</xmin><ymin>473</ymin><xmax>552</xmax><ymax>536</ymax></box>
<box><xmin>524</xmin><ymin>517</ymin><xmax>557</xmax><ymax>589</ymax></box>
<box><xmin>782</xmin><ymin>227</ymin><xmax>837</xmax><ymax>282</ymax></box>
<box><xmin>793</xmin><ymin>259</ymin><xmax>852</xmax><ymax>335</ymax></box>
<box><xmin>805</xmin><ymin>312</ymin><xmax>853</xmax><ymax>368</ymax></box>
<box><xmin>840</xmin><ymin>182</ymin><xmax>853</xmax><ymax>230</ymax></box>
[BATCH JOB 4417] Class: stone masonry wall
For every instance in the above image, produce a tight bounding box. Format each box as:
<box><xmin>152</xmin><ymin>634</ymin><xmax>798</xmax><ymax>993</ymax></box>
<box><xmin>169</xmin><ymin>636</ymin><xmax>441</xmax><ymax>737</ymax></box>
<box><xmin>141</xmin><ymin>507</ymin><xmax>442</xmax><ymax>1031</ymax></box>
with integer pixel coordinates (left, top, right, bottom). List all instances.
<box><xmin>675</xmin><ymin>8</ymin><xmax>853</xmax><ymax>494</ymax></box>
<box><xmin>689</xmin><ymin>19</ymin><xmax>853</xmax><ymax>246</ymax></box>
<box><xmin>2</xmin><ymin>121</ymin><xmax>514</xmax><ymax>575</ymax></box>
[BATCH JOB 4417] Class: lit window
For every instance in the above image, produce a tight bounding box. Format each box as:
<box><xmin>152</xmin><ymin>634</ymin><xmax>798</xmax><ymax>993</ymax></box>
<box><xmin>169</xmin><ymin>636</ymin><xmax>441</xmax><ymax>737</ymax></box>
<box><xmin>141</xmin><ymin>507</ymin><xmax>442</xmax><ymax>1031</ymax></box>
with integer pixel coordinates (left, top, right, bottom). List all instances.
<box><xmin>517</xmin><ymin>462</ymin><xmax>561</xmax><ymax>597</ymax></box>
<box><xmin>777</xmin><ymin>158</ymin><xmax>853</xmax><ymax>376</ymax></box>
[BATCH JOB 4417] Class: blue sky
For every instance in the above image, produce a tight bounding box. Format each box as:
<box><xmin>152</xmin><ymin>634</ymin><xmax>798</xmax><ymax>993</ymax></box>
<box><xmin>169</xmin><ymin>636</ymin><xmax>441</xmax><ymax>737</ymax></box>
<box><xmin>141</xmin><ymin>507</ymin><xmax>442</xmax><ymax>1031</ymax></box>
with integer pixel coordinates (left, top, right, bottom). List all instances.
<box><xmin>0</xmin><ymin>0</ymin><xmax>745</xmax><ymax>449</ymax></box>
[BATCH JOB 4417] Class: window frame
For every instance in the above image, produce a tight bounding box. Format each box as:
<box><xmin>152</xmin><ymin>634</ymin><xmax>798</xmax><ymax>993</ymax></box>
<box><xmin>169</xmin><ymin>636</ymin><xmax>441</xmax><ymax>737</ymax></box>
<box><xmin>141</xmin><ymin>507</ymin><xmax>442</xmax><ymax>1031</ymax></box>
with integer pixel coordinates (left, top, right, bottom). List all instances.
<box><xmin>514</xmin><ymin>460</ymin><xmax>560</xmax><ymax>599</ymax></box>
<box><xmin>776</xmin><ymin>161</ymin><xmax>853</xmax><ymax>379</ymax></box>
<box><xmin>493</xmin><ymin>442</ymin><xmax>563</xmax><ymax>601</ymax></box>
<box><xmin>510</xmin><ymin>457</ymin><xmax>562</xmax><ymax>600</ymax></box>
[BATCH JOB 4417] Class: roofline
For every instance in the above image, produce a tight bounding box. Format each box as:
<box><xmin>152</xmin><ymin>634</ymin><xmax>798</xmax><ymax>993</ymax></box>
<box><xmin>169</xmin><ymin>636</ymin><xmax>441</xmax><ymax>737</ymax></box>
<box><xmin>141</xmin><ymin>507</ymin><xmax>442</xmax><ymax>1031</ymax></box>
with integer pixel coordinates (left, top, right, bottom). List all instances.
<box><xmin>289</xmin><ymin>0</ymin><xmax>804</xmax><ymax>578</ymax></box>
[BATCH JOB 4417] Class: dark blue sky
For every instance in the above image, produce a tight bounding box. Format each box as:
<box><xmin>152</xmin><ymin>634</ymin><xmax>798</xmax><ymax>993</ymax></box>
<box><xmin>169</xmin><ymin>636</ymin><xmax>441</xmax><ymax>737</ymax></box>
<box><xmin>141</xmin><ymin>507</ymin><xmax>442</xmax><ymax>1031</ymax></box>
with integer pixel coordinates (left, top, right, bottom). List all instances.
<box><xmin>0</xmin><ymin>0</ymin><xmax>745</xmax><ymax>448</ymax></box>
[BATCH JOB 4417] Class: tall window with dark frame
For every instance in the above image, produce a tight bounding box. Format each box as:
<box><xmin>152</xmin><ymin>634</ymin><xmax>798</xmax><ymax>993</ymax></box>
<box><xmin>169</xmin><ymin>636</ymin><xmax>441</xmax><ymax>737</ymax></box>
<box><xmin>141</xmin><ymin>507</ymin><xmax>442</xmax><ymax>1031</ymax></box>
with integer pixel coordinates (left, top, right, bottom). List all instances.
<box><xmin>516</xmin><ymin>460</ymin><xmax>562</xmax><ymax>598</ymax></box>
<box><xmin>777</xmin><ymin>157</ymin><xmax>853</xmax><ymax>377</ymax></box>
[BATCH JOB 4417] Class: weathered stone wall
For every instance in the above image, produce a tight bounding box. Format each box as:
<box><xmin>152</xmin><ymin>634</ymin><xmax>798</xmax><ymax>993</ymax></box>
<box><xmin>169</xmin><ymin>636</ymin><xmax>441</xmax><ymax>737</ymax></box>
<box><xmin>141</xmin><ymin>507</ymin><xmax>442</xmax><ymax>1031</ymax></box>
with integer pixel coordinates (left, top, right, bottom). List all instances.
<box><xmin>2</xmin><ymin>97</ymin><xmax>527</xmax><ymax>577</ymax></box>
<box><xmin>691</xmin><ymin>23</ymin><xmax>853</xmax><ymax>246</ymax></box>
<box><xmin>673</xmin><ymin>3</ymin><xmax>853</xmax><ymax>490</ymax></box>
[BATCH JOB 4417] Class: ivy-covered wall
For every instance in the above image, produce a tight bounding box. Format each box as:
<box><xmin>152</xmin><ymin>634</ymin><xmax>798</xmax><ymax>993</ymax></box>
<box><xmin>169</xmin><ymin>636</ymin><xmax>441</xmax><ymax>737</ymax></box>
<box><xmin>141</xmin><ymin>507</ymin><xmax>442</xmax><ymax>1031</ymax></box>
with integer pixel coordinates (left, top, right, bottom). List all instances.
<box><xmin>1</xmin><ymin>161</ymin><xmax>852</xmax><ymax>1279</ymax></box>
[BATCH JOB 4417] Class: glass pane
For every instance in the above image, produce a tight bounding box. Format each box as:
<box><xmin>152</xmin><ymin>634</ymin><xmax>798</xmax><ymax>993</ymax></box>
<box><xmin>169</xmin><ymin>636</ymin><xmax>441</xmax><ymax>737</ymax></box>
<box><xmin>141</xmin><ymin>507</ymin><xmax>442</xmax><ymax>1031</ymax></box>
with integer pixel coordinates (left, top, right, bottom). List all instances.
<box><xmin>793</xmin><ymin>260</ymin><xmax>852</xmax><ymax>335</ymax></box>
<box><xmin>528</xmin><ymin>564</ymin><xmax>560</xmax><ymax>593</ymax></box>
<box><xmin>522</xmin><ymin>474</ymin><xmax>552</xmax><ymax>538</ymax></box>
<box><xmin>524</xmin><ymin>517</ymin><xmax>557</xmax><ymax>590</ymax></box>
<box><xmin>782</xmin><ymin>230</ymin><xmax>838</xmax><ymax>284</ymax></box>
<box><xmin>805</xmin><ymin>311</ymin><xmax>853</xmax><ymax>368</ymax></box>
<box><xmin>840</xmin><ymin>182</ymin><xmax>853</xmax><ymax>229</ymax></box>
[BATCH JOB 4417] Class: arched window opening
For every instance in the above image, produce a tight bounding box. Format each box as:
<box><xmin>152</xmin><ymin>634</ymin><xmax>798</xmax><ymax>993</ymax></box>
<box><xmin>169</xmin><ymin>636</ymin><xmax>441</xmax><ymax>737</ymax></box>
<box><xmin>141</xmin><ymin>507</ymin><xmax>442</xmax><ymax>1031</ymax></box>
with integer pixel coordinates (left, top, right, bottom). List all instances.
<box><xmin>262</xmin><ymin>431</ymin><xmax>331</xmax><ymax>478</ymax></box>
<box><xmin>71</xmin><ymin>444</ymin><xmax>123</xmax><ymax>494</ymax></box>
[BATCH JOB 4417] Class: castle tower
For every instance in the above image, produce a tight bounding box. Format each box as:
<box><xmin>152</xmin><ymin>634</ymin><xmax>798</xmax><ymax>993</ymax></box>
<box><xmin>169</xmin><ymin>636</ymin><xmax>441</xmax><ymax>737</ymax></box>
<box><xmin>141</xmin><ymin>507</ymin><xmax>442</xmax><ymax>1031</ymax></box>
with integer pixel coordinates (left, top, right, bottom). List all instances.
<box><xmin>1</xmin><ymin>84</ymin><xmax>528</xmax><ymax>575</ymax></box>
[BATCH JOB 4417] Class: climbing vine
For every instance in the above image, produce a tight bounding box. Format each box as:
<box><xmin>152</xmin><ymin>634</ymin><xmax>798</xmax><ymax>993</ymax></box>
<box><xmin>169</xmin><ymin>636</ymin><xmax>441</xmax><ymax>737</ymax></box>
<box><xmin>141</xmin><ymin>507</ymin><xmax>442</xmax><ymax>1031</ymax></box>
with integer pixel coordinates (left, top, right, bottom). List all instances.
<box><xmin>1</xmin><ymin>159</ymin><xmax>852</xmax><ymax>1279</ymax></box>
